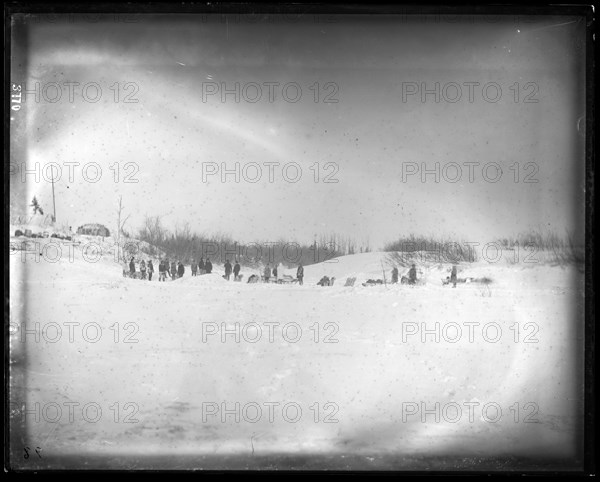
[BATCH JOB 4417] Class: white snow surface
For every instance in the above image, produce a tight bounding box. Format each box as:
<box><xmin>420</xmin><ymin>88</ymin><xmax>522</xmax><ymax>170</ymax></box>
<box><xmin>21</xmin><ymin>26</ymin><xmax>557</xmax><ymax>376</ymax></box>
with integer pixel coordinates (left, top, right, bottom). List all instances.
<box><xmin>10</xmin><ymin>241</ymin><xmax>584</xmax><ymax>463</ymax></box>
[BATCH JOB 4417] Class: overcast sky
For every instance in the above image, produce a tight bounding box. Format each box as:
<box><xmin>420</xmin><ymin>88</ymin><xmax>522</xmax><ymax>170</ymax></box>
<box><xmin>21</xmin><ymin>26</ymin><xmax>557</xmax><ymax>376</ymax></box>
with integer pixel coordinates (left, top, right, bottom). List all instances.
<box><xmin>11</xmin><ymin>14</ymin><xmax>586</xmax><ymax>248</ymax></box>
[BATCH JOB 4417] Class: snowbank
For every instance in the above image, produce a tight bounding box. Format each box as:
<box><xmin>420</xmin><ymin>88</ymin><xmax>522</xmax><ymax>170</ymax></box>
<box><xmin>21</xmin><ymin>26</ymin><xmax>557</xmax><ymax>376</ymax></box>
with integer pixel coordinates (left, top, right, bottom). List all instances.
<box><xmin>9</xmin><ymin>248</ymin><xmax>584</xmax><ymax>468</ymax></box>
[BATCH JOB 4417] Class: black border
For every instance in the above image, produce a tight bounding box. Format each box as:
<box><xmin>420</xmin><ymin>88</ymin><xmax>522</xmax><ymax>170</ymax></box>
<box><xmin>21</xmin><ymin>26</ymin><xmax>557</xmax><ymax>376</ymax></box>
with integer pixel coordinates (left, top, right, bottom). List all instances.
<box><xmin>4</xmin><ymin>2</ymin><xmax>596</xmax><ymax>475</ymax></box>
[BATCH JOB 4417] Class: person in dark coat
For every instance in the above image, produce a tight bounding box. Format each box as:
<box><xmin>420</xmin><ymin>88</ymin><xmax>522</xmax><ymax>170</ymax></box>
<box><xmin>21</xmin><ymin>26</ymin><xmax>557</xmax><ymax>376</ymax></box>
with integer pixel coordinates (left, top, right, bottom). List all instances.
<box><xmin>391</xmin><ymin>267</ymin><xmax>399</xmax><ymax>284</ymax></box>
<box><xmin>263</xmin><ymin>264</ymin><xmax>271</xmax><ymax>283</ymax></box>
<box><xmin>296</xmin><ymin>263</ymin><xmax>304</xmax><ymax>285</ymax></box>
<box><xmin>408</xmin><ymin>264</ymin><xmax>417</xmax><ymax>285</ymax></box>
<box><xmin>158</xmin><ymin>260</ymin><xmax>166</xmax><ymax>282</ymax></box>
<box><xmin>129</xmin><ymin>257</ymin><xmax>135</xmax><ymax>275</ymax></box>
<box><xmin>450</xmin><ymin>265</ymin><xmax>457</xmax><ymax>288</ymax></box>
<box><xmin>199</xmin><ymin>257</ymin><xmax>206</xmax><ymax>275</ymax></box>
<box><xmin>148</xmin><ymin>260</ymin><xmax>154</xmax><ymax>281</ymax></box>
<box><xmin>177</xmin><ymin>261</ymin><xmax>184</xmax><ymax>278</ymax></box>
<box><xmin>205</xmin><ymin>258</ymin><xmax>213</xmax><ymax>274</ymax></box>
<box><xmin>171</xmin><ymin>261</ymin><xmax>177</xmax><ymax>280</ymax></box>
<box><xmin>233</xmin><ymin>260</ymin><xmax>241</xmax><ymax>280</ymax></box>
<box><xmin>224</xmin><ymin>259</ymin><xmax>232</xmax><ymax>280</ymax></box>
<box><xmin>272</xmin><ymin>264</ymin><xmax>278</xmax><ymax>280</ymax></box>
<box><xmin>191</xmin><ymin>259</ymin><xmax>198</xmax><ymax>276</ymax></box>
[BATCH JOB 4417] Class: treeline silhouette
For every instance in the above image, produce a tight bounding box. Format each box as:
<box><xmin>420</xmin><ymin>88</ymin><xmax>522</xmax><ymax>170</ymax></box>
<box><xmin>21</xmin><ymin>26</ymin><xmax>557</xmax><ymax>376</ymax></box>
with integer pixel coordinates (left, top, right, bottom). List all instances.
<box><xmin>383</xmin><ymin>229</ymin><xmax>584</xmax><ymax>266</ymax></box>
<box><xmin>494</xmin><ymin>229</ymin><xmax>584</xmax><ymax>265</ymax></box>
<box><xmin>136</xmin><ymin>216</ymin><xmax>371</xmax><ymax>267</ymax></box>
<box><xmin>383</xmin><ymin>234</ymin><xmax>479</xmax><ymax>263</ymax></box>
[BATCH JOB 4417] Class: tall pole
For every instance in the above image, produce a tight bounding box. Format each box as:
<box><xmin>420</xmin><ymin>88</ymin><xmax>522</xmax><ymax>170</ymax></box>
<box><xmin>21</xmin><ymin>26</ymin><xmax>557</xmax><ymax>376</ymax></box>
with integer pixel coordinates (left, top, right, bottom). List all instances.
<box><xmin>51</xmin><ymin>166</ymin><xmax>56</xmax><ymax>223</ymax></box>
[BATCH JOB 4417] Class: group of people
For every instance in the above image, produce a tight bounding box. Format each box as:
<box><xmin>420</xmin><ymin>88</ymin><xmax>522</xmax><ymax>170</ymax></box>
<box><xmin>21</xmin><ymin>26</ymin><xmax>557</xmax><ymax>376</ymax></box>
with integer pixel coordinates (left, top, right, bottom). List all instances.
<box><xmin>126</xmin><ymin>255</ymin><xmax>459</xmax><ymax>288</ymax></box>
<box><xmin>259</xmin><ymin>263</ymin><xmax>305</xmax><ymax>285</ymax></box>
<box><xmin>390</xmin><ymin>263</ymin><xmax>459</xmax><ymax>287</ymax></box>
<box><xmin>126</xmin><ymin>257</ymin><xmax>192</xmax><ymax>281</ymax></box>
<box><xmin>189</xmin><ymin>258</ymin><xmax>214</xmax><ymax>277</ymax></box>
<box><xmin>127</xmin><ymin>257</ymin><xmax>189</xmax><ymax>281</ymax></box>
<box><xmin>222</xmin><ymin>259</ymin><xmax>241</xmax><ymax>280</ymax></box>
<box><xmin>126</xmin><ymin>256</ymin><xmax>244</xmax><ymax>282</ymax></box>
<box><xmin>126</xmin><ymin>258</ymin><xmax>439</xmax><ymax>287</ymax></box>
<box><xmin>390</xmin><ymin>264</ymin><xmax>418</xmax><ymax>285</ymax></box>
<box><xmin>128</xmin><ymin>257</ymin><xmax>155</xmax><ymax>280</ymax></box>
<box><xmin>157</xmin><ymin>259</ymin><xmax>187</xmax><ymax>281</ymax></box>
<box><xmin>262</xmin><ymin>263</ymin><xmax>280</xmax><ymax>283</ymax></box>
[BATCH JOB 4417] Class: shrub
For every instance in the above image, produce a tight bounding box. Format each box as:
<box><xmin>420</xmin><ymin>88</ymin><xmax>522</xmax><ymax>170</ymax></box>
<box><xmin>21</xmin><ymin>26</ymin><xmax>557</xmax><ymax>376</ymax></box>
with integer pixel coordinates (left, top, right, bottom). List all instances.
<box><xmin>383</xmin><ymin>234</ymin><xmax>478</xmax><ymax>264</ymax></box>
<box><xmin>495</xmin><ymin>229</ymin><xmax>584</xmax><ymax>266</ymax></box>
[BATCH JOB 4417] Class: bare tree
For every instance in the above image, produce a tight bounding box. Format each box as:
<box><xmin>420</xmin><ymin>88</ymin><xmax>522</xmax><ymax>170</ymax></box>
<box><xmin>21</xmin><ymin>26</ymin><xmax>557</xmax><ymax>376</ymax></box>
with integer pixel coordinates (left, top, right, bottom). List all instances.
<box><xmin>116</xmin><ymin>195</ymin><xmax>131</xmax><ymax>262</ymax></box>
<box><xmin>362</xmin><ymin>235</ymin><xmax>371</xmax><ymax>253</ymax></box>
<box><xmin>139</xmin><ymin>215</ymin><xmax>168</xmax><ymax>255</ymax></box>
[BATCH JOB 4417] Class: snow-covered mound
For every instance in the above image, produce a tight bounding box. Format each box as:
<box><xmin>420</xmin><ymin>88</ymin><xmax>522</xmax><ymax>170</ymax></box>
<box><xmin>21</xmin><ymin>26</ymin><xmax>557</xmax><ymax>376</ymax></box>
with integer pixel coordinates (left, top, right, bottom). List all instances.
<box><xmin>177</xmin><ymin>272</ymin><xmax>230</xmax><ymax>285</ymax></box>
<box><xmin>9</xmin><ymin>246</ymin><xmax>584</xmax><ymax>468</ymax></box>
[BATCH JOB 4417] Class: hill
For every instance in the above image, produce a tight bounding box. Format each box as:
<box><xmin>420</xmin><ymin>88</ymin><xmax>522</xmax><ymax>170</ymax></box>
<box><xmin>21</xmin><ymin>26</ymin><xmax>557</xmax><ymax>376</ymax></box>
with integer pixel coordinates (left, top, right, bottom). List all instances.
<box><xmin>9</xmin><ymin>242</ymin><xmax>584</xmax><ymax>468</ymax></box>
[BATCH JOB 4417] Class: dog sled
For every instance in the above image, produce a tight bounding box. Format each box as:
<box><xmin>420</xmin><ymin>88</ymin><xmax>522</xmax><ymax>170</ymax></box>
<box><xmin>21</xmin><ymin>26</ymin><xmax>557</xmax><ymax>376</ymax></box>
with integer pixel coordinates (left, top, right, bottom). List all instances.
<box><xmin>277</xmin><ymin>275</ymin><xmax>298</xmax><ymax>284</ymax></box>
<box><xmin>362</xmin><ymin>279</ymin><xmax>384</xmax><ymax>287</ymax></box>
<box><xmin>442</xmin><ymin>276</ymin><xmax>491</xmax><ymax>286</ymax></box>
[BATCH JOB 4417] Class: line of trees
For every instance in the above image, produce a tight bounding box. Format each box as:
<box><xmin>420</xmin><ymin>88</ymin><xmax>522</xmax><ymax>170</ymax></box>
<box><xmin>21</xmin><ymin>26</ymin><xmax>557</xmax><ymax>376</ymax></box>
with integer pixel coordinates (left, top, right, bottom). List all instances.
<box><xmin>136</xmin><ymin>215</ymin><xmax>371</xmax><ymax>267</ymax></box>
<box><xmin>382</xmin><ymin>229</ymin><xmax>584</xmax><ymax>266</ymax></box>
<box><xmin>383</xmin><ymin>234</ymin><xmax>479</xmax><ymax>265</ymax></box>
<box><xmin>494</xmin><ymin>229</ymin><xmax>584</xmax><ymax>265</ymax></box>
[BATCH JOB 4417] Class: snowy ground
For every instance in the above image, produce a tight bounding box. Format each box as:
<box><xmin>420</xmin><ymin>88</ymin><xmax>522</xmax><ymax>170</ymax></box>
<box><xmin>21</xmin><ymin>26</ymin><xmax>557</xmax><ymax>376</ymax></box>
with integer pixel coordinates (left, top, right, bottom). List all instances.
<box><xmin>9</xmin><ymin>239</ymin><xmax>585</xmax><ymax>470</ymax></box>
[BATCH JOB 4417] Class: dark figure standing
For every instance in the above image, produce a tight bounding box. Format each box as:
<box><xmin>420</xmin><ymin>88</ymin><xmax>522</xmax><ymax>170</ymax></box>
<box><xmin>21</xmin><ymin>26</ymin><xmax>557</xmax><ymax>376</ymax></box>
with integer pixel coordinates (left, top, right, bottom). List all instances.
<box><xmin>450</xmin><ymin>265</ymin><xmax>457</xmax><ymax>288</ymax></box>
<box><xmin>408</xmin><ymin>264</ymin><xmax>417</xmax><ymax>285</ymax></box>
<box><xmin>296</xmin><ymin>263</ymin><xmax>304</xmax><ymax>286</ymax></box>
<box><xmin>191</xmin><ymin>259</ymin><xmax>198</xmax><ymax>276</ymax></box>
<box><xmin>391</xmin><ymin>267</ymin><xmax>399</xmax><ymax>284</ymax></box>
<box><xmin>129</xmin><ymin>257</ymin><xmax>136</xmax><ymax>275</ymax></box>
<box><xmin>199</xmin><ymin>257</ymin><xmax>205</xmax><ymax>275</ymax></box>
<box><xmin>233</xmin><ymin>261</ymin><xmax>241</xmax><ymax>280</ymax></box>
<box><xmin>263</xmin><ymin>264</ymin><xmax>271</xmax><ymax>283</ymax></box>
<box><xmin>177</xmin><ymin>261</ymin><xmax>185</xmax><ymax>278</ymax></box>
<box><xmin>205</xmin><ymin>258</ymin><xmax>213</xmax><ymax>274</ymax></box>
<box><xmin>148</xmin><ymin>260</ymin><xmax>154</xmax><ymax>281</ymax></box>
<box><xmin>171</xmin><ymin>261</ymin><xmax>177</xmax><ymax>280</ymax></box>
<box><xmin>224</xmin><ymin>259</ymin><xmax>232</xmax><ymax>280</ymax></box>
<box><xmin>158</xmin><ymin>260</ymin><xmax>166</xmax><ymax>282</ymax></box>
